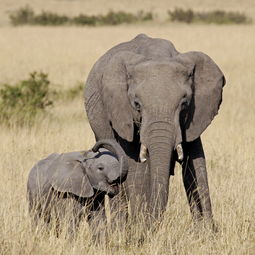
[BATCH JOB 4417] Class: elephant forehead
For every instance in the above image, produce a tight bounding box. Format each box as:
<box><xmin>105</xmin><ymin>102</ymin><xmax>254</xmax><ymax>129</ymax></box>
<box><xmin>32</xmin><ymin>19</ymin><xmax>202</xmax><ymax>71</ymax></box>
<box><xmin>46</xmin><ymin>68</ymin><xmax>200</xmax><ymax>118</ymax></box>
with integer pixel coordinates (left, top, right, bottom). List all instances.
<box><xmin>133</xmin><ymin>63</ymin><xmax>188</xmax><ymax>98</ymax></box>
<box><xmin>105</xmin><ymin>160</ymin><xmax>120</xmax><ymax>170</ymax></box>
<box><xmin>96</xmin><ymin>152</ymin><xmax>118</xmax><ymax>164</ymax></box>
<box><xmin>132</xmin><ymin>69</ymin><xmax>187</xmax><ymax>105</ymax></box>
<box><xmin>59</xmin><ymin>151</ymin><xmax>84</xmax><ymax>161</ymax></box>
<box><xmin>134</xmin><ymin>61</ymin><xmax>187</xmax><ymax>80</ymax></box>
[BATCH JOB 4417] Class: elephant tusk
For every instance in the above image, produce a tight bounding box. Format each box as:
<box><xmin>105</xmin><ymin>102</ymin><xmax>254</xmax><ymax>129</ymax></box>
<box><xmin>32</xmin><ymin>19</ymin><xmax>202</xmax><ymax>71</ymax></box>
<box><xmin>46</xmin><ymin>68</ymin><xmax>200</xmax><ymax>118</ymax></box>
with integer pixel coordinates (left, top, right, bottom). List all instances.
<box><xmin>176</xmin><ymin>144</ymin><xmax>184</xmax><ymax>162</ymax></box>
<box><xmin>139</xmin><ymin>144</ymin><xmax>148</xmax><ymax>163</ymax></box>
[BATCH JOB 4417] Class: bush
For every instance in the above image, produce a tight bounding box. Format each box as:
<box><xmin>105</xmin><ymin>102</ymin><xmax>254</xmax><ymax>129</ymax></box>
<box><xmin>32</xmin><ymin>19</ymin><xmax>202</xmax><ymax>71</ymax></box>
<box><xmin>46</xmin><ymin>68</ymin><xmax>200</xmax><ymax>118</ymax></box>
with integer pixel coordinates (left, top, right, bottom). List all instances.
<box><xmin>99</xmin><ymin>10</ymin><xmax>137</xmax><ymax>25</ymax></box>
<box><xmin>168</xmin><ymin>8</ymin><xmax>194</xmax><ymax>23</ymax></box>
<box><xmin>9</xmin><ymin>6</ymin><xmax>250</xmax><ymax>26</ymax></box>
<box><xmin>0</xmin><ymin>72</ymin><xmax>53</xmax><ymax>126</ymax></box>
<box><xmin>9</xmin><ymin>5</ymin><xmax>35</xmax><ymax>25</ymax></box>
<box><xmin>137</xmin><ymin>10</ymin><xmax>153</xmax><ymax>21</ymax></box>
<box><xmin>32</xmin><ymin>11</ymin><xmax>69</xmax><ymax>25</ymax></box>
<box><xmin>54</xmin><ymin>82</ymin><xmax>84</xmax><ymax>100</ymax></box>
<box><xmin>72</xmin><ymin>10</ymin><xmax>153</xmax><ymax>26</ymax></box>
<box><xmin>64</xmin><ymin>83</ymin><xmax>83</xmax><ymax>100</ymax></box>
<box><xmin>99</xmin><ymin>10</ymin><xmax>153</xmax><ymax>25</ymax></box>
<box><xmin>195</xmin><ymin>10</ymin><xmax>250</xmax><ymax>24</ymax></box>
<box><xmin>9</xmin><ymin>6</ymin><xmax>153</xmax><ymax>26</ymax></box>
<box><xmin>72</xmin><ymin>14</ymin><xmax>97</xmax><ymax>26</ymax></box>
<box><xmin>168</xmin><ymin>8</ymin><xmax>251</xmax><ymax>24</ymax></box>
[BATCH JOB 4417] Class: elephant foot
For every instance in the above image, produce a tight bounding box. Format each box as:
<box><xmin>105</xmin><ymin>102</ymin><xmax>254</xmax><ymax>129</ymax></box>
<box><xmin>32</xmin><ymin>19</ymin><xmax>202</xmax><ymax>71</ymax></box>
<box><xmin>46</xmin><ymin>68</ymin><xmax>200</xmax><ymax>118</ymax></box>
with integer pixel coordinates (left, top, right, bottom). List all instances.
<box><xmin>188</xmin><ymin>207</ymin><xmax>217</xmax><ymax>234</ymax></box>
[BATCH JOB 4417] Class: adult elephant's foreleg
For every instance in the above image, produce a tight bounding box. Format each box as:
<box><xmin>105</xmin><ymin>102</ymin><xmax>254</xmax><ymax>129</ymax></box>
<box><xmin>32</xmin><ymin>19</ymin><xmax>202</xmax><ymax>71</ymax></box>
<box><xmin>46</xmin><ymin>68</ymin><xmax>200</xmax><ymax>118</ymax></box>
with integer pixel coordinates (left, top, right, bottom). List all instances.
<box><xmin>182</xmin><ymin>137</ymin><xmax>213</xmax><ymax>222</ymax></box>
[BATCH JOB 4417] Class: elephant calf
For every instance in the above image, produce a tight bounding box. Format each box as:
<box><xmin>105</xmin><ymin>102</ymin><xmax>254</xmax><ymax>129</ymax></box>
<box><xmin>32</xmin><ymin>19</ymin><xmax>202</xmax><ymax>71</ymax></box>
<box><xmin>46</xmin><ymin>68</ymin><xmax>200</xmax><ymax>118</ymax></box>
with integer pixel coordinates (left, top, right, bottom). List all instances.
<box><xmin>27</xmin><ymin>139</ymin><xmax>128</xmax><ymax>234</ymax></box>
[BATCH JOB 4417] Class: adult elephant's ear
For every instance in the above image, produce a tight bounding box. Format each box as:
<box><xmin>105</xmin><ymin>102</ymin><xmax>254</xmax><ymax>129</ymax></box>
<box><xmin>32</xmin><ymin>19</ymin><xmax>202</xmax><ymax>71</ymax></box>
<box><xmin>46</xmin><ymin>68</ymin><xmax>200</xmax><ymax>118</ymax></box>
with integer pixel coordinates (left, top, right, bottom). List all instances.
<box><xmin>176</xmin><ymin>51</ymin><xmax>226</xmax><ymax>142</ymax></box>
<box><xmin>101</xmin><ymin>51</ymin><xmax>145</xmax><ymax>142</ymax></box>
<box><xmin>49</xmin><ymin>153</ymin><xmax>94</xmax><ymax>198</ymax></box>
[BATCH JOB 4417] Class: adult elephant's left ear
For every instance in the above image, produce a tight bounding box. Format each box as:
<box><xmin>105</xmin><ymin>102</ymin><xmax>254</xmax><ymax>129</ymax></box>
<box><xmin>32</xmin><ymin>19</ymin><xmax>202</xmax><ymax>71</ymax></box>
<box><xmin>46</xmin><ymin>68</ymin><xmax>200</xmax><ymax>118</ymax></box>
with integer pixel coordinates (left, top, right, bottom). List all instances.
<box><xmin>101</xmin><ymin>51</ymin><xmax>145</xmax><ymax>142</ymax></box>
<box><xmin>176</xmin><ymin>51</ymin><xmax>226</xmax><ymax>142</ymax></box>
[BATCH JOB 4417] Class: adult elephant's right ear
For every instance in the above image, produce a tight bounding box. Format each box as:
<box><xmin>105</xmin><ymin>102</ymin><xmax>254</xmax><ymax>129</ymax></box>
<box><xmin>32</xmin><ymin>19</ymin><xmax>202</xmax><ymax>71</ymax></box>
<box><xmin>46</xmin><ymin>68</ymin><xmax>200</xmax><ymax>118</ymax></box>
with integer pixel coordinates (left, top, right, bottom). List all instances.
<box><xmin>49</xmin><ymin>153</ymin><xmax>94</xmax><ymax>198</ymax></box>
<box><xmin>102</xmin><ymin>51</ymin><xmax>145</xmax><ymax>142</ymax></box>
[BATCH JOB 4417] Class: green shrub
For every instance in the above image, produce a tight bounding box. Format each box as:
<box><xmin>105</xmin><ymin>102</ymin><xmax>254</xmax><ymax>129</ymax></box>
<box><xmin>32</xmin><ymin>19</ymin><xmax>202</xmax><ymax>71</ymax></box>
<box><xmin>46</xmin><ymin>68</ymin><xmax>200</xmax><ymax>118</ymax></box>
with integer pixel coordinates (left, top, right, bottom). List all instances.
<box><xmin>168</xmin><ymin>8</ymin><xmax>251</xmax><ymax>24</ymax></box>
<box><xmin>64</xmin><ymin>83</ymin><xmax>83</xmax><ymax>100</ymax></box>
<box><xmin>72</xmin><ymin>10</ymin><xmax>153</xmax><ymax>26</ymax></box>
<box><xmin>32</xmin><ymin>11</ymin><xmax>69</xmax><ymax>25</ymax></box>
<box><xmin>0</xmin><ymin>72</ymin><xmax>53</xmax><ymax>126</ymax></box>
<box><xmin>137</xmin><ymin>10</ymin><xmax>153</xmax><ymax>21</ymax></box>
<box><xmin>55</xmin><ymin>83</ymin><xmax>84</xmax><ymax>100</ymax></box>
<box><xmin>9</xmin><ymin>6</ymin><xmax>153</xmax><ymax>26</ymax></box>
<box><xmin>195</xmin><ymin>10</ymin><xmax>250</xmax><ymax>24</ymax></box>
<box><xmin>9</xmin><ymin>5</ymin><xmax>35</xmax><ymax>25</ymax></box>
<box><xmin>99</xmin><ymin>10</ymin><xmax>136</xmax><ymax>25</ymax></box>
<box><xmin>168</xmin><ymin>8</ymin><xmax>194</xmax><ymax>23</ymax></box>
<box><xmin>99</xmin><ymin>10</ymin><xmax>152</xmax><ymax>25</ymax></box>
<box><xmin>9</xmin><ymin>6</ymin><xmax>250</xmax><ymax>26</ymax></box>
<box><xmin>72</xmin><ymin>14</ymin><xmax>97</xmax><ymax>26</ymax></box>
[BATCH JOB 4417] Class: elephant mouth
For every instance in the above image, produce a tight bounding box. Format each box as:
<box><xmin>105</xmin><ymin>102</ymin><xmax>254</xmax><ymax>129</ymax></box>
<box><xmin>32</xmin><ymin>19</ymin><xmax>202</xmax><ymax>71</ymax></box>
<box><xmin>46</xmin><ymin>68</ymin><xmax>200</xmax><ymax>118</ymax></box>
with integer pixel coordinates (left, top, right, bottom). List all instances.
<box><xmin>107</xmin><ymin>183</ymin><xmax>120</xmax><ymax>196</ymax></box>
<box><xmin>112</xmin><ymin>183</ymin><xmax>119</xmax><ymax>193</ymax></box>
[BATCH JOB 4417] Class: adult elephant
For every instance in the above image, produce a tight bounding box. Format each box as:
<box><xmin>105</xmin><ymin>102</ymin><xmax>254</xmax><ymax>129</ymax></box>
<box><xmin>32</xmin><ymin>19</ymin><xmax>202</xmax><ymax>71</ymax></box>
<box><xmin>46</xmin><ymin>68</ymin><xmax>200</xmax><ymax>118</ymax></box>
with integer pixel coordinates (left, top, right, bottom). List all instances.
<box><xmin>84</xmin><ymin>34</ymin><xmax>225</xmax><ymax>222</ymax></box>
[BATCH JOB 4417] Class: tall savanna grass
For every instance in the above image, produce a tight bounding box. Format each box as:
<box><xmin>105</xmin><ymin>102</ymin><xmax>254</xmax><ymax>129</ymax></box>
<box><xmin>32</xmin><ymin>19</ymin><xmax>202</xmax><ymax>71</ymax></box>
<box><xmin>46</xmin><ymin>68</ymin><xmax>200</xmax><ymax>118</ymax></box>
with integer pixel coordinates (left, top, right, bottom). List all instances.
<box><xmin>0</xmin><ymin>1</ymin><xmax>254</xmax><ymax>254</ymax></box>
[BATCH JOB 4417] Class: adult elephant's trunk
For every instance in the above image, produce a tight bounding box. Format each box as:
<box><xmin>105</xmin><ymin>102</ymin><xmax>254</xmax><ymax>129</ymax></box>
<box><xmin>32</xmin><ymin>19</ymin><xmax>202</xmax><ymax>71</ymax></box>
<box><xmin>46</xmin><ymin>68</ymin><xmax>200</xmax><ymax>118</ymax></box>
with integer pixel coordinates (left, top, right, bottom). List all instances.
<box><xmin>143</xmin><ymin>121</ymin><xmax>175</xmax><ymax>219</ymax></box>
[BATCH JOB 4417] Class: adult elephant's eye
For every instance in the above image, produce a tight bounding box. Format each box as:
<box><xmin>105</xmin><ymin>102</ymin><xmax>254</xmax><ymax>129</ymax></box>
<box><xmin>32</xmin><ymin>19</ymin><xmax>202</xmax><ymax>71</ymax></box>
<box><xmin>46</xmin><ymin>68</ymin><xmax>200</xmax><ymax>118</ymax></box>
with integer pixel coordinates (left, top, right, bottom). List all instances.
<box><xmin>133</xmin><ymin>98</ymin><xmax>141</xmax><ymax>112</ymax></box>
<box><xmin>181</xmin><ymin>99</ymin><xmax>188</xmax><ymax>110</ymax></box>
<box><xmin>97</xmin><ymin>164</ymin><xmax>104</xmax><ymax>171</ymax></box>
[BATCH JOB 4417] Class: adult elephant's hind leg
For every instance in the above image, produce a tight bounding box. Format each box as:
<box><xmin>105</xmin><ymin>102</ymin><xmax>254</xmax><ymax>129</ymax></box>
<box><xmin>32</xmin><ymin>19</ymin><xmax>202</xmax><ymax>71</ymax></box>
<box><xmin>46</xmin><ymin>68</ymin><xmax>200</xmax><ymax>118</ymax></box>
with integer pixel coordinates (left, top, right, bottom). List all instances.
<box><xmin>182</xmin><ymin>137</ymin><xmax>213</xmax><ymax>224</ymax></box>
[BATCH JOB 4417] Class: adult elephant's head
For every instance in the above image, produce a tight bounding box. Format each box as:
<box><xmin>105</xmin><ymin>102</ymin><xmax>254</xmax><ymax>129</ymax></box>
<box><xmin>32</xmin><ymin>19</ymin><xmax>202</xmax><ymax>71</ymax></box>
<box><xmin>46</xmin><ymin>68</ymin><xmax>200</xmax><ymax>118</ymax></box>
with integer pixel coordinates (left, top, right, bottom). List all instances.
<box><xmin>101</xmin><ymin>50</ymin><xmax>225</xmax><ymax>217</ymax></box>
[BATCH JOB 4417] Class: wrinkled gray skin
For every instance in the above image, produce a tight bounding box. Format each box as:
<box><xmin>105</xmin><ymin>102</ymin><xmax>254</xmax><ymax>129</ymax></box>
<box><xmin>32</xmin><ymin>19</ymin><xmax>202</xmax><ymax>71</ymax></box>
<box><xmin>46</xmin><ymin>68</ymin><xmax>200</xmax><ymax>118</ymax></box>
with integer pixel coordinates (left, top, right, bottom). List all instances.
<box><xmin>27</xmin><ymin>139</ymin><xmax>128</xmax><ymax>232</ymax></box>
<box><xmin>85</xmin><ymin>34</ymin><xmax>225</xmax><ymax>223</ymax></box>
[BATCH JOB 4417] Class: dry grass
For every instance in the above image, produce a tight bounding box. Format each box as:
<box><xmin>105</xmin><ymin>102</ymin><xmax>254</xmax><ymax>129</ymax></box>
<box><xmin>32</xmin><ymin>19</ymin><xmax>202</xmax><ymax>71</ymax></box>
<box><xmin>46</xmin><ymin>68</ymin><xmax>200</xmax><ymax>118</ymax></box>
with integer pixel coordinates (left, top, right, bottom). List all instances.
<box><xmin>0</xmin><ymin>0</ymin><xmax>255</xmax><ymax>254</ymax></box>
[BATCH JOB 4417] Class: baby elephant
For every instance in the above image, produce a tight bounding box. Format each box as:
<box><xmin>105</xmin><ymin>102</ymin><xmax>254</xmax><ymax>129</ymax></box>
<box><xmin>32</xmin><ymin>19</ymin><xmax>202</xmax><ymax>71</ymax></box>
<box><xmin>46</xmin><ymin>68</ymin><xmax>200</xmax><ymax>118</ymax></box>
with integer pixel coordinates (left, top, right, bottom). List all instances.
<box><xmin>27</xmin><ymin>139</ymin><xmax>128</xmax><ymax>234</ymax></box>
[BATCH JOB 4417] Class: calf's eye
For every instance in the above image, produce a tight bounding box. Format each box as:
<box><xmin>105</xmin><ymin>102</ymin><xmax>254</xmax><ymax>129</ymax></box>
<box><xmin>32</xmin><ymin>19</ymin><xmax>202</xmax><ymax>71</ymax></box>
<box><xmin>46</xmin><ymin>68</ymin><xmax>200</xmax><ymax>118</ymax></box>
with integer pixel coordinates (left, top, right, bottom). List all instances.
<box><xmin>97</xmin><ymin>164</ymin><xmax>104</xmax><ymax>171</ymax></box>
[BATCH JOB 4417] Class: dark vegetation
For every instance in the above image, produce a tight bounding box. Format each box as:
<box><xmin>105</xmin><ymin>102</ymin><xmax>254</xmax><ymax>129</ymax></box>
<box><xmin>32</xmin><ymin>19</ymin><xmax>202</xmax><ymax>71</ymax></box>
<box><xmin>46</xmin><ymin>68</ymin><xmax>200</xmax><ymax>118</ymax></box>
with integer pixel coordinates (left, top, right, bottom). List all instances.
<box><xmin>168</xmin><ymin>8</ymin><xmax>251</xmax><ymax>24</ymax></box>
<box><xmin>0</xmin><ymin>72</ymin><xmax>52</xmax><ymax>125</ymax></box>
<box><xmin>0</xmin><ymin>72</ymin><xmax>83</xmax><ymax>126</ymax></box>
<box><xmin>9</xmin><ymin>6</ymin><xmax>153</xmax><ymax>26</ymax></box>
<box><xmin>9</xmin><ymin>6</ymin><xmax>251</xmax><ymax>26</ymax></box>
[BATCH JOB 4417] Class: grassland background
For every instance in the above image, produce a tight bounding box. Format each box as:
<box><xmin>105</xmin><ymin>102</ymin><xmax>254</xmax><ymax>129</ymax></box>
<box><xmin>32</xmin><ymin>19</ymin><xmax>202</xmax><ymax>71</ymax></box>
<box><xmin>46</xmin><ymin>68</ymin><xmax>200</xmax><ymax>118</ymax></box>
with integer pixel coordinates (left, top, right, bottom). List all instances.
<box><xmin>0</xmin><ymin>0</ymin><xmax>254</xmax><ymax>254</ymax></box>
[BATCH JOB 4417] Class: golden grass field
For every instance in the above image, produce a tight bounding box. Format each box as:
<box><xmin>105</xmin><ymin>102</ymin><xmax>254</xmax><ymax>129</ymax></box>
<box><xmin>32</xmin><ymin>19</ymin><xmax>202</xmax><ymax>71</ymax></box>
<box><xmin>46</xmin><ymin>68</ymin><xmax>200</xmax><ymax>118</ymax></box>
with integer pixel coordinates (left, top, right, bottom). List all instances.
<box><xmin>0</xmin><ymin>0</ymin><xmax>254</xmax><ymax>254</ymax></box>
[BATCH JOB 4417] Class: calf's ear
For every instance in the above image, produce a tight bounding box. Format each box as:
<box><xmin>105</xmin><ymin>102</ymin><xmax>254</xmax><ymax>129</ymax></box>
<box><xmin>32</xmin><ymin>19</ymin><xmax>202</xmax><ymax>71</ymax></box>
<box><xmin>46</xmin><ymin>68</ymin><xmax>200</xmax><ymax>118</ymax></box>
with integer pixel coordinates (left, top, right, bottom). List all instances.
<box><xmin>49</xmin><ymin>154</ymin><xmax>94</xmax><ymax>198</ymax></box>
